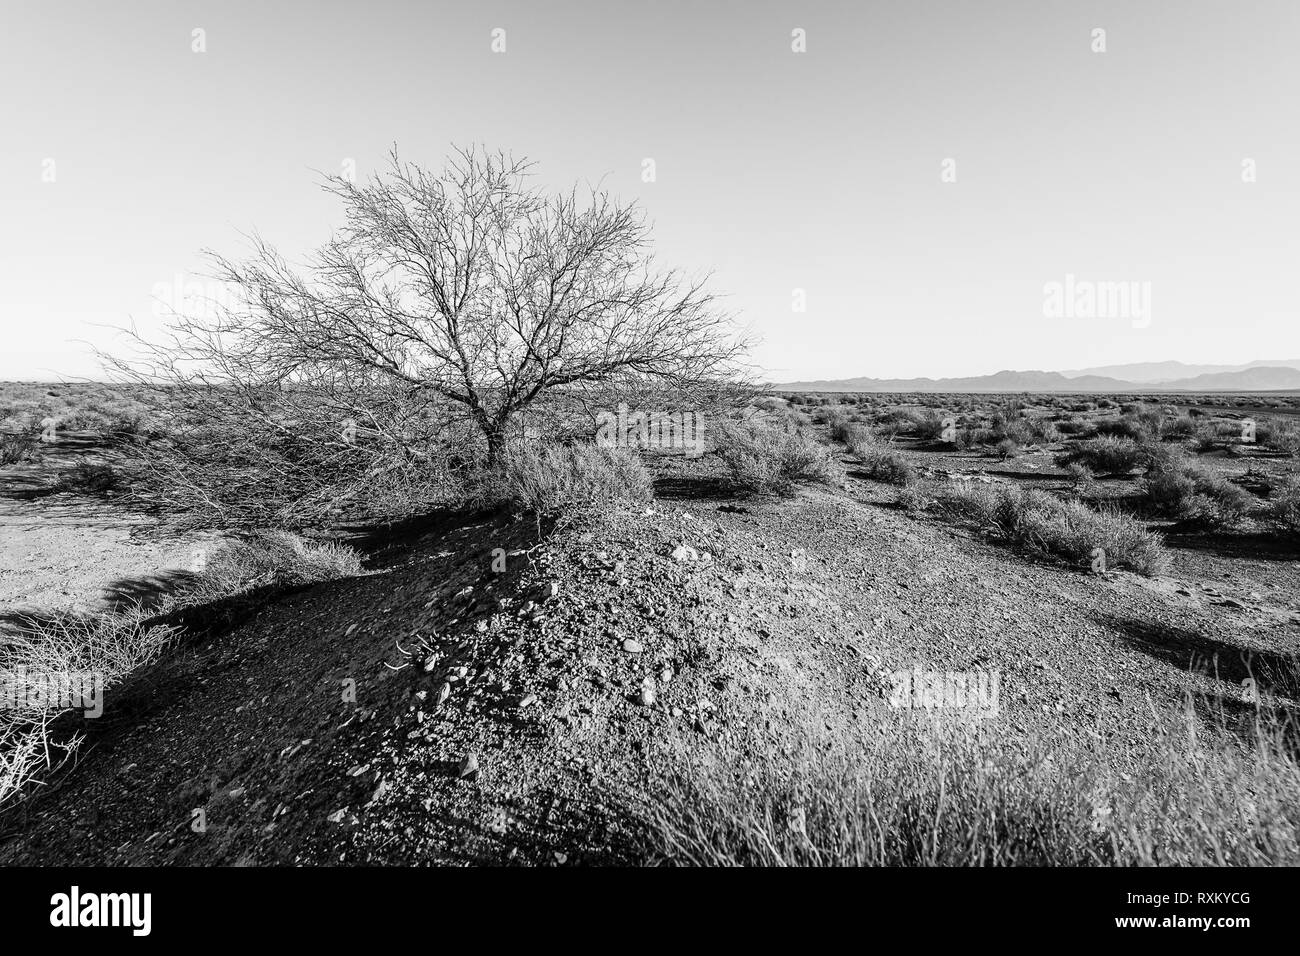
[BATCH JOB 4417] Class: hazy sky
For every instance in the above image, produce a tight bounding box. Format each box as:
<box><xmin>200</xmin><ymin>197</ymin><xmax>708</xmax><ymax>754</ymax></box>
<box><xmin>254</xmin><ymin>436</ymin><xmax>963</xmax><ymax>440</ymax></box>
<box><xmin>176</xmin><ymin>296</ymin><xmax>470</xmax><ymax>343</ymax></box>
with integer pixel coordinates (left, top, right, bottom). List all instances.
<box><xmin>2</xmin><ymin>0</ymin><xmax>1297</xmax><ymax>382</ymax></box>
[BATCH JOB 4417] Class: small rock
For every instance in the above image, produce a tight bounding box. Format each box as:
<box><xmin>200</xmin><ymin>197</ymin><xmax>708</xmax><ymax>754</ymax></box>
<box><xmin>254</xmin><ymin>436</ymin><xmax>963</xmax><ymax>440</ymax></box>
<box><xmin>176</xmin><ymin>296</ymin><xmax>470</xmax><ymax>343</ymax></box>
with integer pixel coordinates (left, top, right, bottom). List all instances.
<box><xmin>671</xmin><ymin>544</ymin><xmax>699</xmax><ymax>564</ymax></box>
<box><xmin>622</xmin><ymin>638</ymin><xmax>644</xmax><ymax>654</ymax></box>
<box><xmin>458</xmin><ymin>753</ymin><xmax>480</xmax><ymax>780</ymax></box>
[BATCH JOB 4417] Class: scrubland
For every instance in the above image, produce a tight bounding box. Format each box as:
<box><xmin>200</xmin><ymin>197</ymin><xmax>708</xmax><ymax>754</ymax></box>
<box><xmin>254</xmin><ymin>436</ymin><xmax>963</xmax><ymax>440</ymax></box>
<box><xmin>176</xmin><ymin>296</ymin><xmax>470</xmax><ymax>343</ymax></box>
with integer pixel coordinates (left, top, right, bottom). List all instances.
<box><xmin>1</xmin><ymin>382</ymin><xmax>1298</xmax><ymax>865</ymax></box>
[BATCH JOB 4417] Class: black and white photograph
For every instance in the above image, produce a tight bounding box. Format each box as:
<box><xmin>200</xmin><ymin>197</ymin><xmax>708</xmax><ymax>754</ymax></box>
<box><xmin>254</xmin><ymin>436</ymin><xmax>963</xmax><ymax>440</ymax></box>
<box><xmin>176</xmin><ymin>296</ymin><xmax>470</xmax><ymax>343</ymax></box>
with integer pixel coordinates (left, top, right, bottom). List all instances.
<box><xmin>0</xmin><ymin>0</ymin><xmax>1294</xmax><ymax>939</ymax></box>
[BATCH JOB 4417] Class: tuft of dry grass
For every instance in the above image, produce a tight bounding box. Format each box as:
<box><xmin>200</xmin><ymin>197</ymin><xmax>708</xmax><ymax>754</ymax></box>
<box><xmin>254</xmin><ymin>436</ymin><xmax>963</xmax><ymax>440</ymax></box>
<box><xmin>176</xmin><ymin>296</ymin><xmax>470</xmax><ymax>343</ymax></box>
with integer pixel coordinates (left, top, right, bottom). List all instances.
<box><xmin>171</xmin><ymin>532</ymin><xmax>363</xmax><ymax>607</ymax></box>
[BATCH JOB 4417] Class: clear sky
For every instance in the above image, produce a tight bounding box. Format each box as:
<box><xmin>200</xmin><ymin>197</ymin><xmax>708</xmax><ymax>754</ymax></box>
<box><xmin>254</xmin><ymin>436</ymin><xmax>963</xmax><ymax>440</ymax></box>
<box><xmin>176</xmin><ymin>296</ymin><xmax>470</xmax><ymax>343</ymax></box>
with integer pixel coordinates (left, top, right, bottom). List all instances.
<box><xmin>2</xmin><ymin>0</ymin><xmax>1297</xmax><ymax>382</ymax></box>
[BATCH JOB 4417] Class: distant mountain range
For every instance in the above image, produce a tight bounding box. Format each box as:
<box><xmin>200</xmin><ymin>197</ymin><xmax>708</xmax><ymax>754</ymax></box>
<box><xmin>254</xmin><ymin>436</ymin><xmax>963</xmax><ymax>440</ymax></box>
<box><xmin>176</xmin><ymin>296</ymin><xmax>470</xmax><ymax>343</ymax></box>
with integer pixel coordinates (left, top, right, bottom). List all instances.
<box><xmin>777</xmin><ymin>361</ymin><xmax>1300</xmax><ymax>393</ymax></box>
<box><xmin>1058</xmin><ymin>359</ymin><xmax>1300</xmax><ymax>384</ymax></box>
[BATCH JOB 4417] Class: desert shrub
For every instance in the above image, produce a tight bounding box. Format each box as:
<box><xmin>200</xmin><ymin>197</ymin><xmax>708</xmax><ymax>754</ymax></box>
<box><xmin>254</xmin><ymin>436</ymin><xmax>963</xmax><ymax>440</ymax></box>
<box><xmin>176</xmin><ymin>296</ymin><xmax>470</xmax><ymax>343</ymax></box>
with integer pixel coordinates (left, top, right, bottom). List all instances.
<box><xmin>0</xmin><ymin>431</ymin><xmax>39</xmax><ymax>466</ymax></box>
<box><xmin>1092</xmin><ymin>417</ymin><xmax>1146</xmax><ymax>441</ymax></box>
<box><xmin>1215</xmin><ymin>421</ymin><xmax>1245</xmax><ymax>439</ymax></box>
<box><xmin>1142</xmin><ymin>452</ymin><xmax>1252</xmax><ymax>528</ymax></box>
<box><xmin>491</xmin><ymin>442</ymin><xmax>652</xmax><ymax>516</ymax></box>
<box><xmin>995</xmin><ymin>438</ymin><xmax>1020</xmax><ymax>460</ymax></box>
<box><xmin>102</xmin><ymin>411</ymin><xmax>148</xmax><ymax>443</ymax></box>
<box><xmin>1162</xmin><ymin>416</ymin><xmax>1197</xmax><ymax>441</ymax></box>
<box><xmin>58</xmin><ymin>407</ymin><xmax>114</xmax><ymax>433</ymax></box>
<box><xmin>935</xmin><ymin>482</ymin><xmax>1168</xmax><ymax>575</ymax></box>
<box><xmin>1257</xmin><ymin>417</ymin><xmax>1300</xmax><ymax>457</ymax></box>
<box><xmin>109</xmin><ymin>385</ymin><xmax>476</xmax><ymax>530</ymax></box>
<box><xmin>955</xmin><ymin>426</ymin><xmax>999</xmax><ymax>451</ymax></box>
<box><xmin>1055</xmin><ymin>436</ymin><xmax>1145</xmax><ymax>474</ymax></box>
<box><xmin>1188</xmin><ymin>406</ymin><xmax>1209</xmax><ymax>418</ymax></box>
<box><xmin>857</xmin><ymin>446</ymin><xmax>916</xmax><ymax>485</ymax></box>
<box><xmin>830</xmin><ymin>419</ymin><xmax>871</xmax><ymax>447</ymax></box>
<box><xmin>1134</xmin><ymin>407</ymin><xmax>1165</xmax><ymax>440</ymax></box>
<box><xmin>811</xmin><ymin>406</ymin><xmax>850</xmax><ymax>429</ymax></box>
<box><xmin>1055</xmin><ymin>419</ymin><xmax>1091</xmax><ymax>436</ymax></box>
<box><xmin>1192</xmin><ymin>422</ymin><xmax>1221</xmax><ymax>453</ymax></box>
<box><xmin>893</xmin><ymin>484</ymin><xmax>932</xmax><ymax>513</ymax></box>
<box><xmin>1267</xmin><ymin>476</ymin><xmax>1300</xmax><ymax>534</ymax></box>
<box><xmin>1024</xmin><ymin>418</ymin><xmax>1060</xmax><ymax>444</ymax></box>
<box><xmin>912</xmin><ymin>411</ymin><xmax>948</xmax><ymax>441</ymax></box>
<box><xmin>714</xmin><ymin>422</ymin><xmax>844</xmax><ymax>496</ymax></box>
<box><xmin>54</xmin><ymin>461</ymin><xmax>119</xmax><ymax>495</ymax></box>
<box><xmin>1063</xmin><ymin>461</ymin><xmax>1096</xmax><ymax>496</ymax></box>
<box><xmin>628</xmin><ymin>700</ymin><xmax>1300</xmax><ymax>866</ymax></box>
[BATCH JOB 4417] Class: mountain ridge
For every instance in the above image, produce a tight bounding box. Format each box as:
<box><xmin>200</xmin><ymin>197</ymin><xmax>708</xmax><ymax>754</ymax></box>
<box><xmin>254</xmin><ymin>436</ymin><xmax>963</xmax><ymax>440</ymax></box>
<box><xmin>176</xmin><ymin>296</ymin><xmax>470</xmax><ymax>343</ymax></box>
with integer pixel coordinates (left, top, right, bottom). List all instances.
<box><xmin>777</xmin><ymin>365</ymin><xmax>1300</xmax><ymax>393</ymax></box>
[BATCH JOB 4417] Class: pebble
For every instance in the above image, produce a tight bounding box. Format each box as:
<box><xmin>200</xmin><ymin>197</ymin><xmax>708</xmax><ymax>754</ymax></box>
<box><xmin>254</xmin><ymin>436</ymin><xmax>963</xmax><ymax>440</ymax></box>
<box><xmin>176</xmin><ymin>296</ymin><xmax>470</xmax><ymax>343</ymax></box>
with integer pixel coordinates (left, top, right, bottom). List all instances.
<box><xmin>671</xmin><ymin>544</ymin><xmax>699</xmax><ymax>563</ymax></box>
<box><xmin>458</xmin><ymin>753</ymin><xmax>480</xmax><ymax>780</ymax></box>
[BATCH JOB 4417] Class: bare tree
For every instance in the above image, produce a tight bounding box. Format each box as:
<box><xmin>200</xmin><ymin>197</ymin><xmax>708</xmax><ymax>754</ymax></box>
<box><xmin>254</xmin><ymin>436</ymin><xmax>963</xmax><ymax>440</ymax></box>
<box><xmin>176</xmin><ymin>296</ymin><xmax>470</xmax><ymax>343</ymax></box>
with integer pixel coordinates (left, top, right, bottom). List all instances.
<box><xmin>188</xmin><ymin>146</ymin><xmax>750</xmax><ymax>461</ymax></box>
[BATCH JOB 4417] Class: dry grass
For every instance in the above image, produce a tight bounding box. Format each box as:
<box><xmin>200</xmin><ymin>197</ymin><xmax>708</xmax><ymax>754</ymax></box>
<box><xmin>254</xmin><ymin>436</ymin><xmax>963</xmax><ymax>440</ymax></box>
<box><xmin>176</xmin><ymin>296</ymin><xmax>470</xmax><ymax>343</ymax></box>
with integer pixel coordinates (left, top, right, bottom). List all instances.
<box><xmin>0</xmin><ymin>532</ymin><xmax>361</xmax><ymax>811</ymax></box>
<box><xmin>934</xmin><ymin>482</ymin><xmax>1169</xmax><ymax>575</ymax></box>
<box><xmin>488</xmin><ymin>442</ymin><xmax>652</xmax><ymax>518</ymax></box>
<box><xmin>0</xmin><ymin>609</ymin><xmax>176</xmax><ymax>810</ymax></box>
<box><xmin>1267</xmin><ymin>474</ymin><xmax>1300</xmax><ymax>534</ymax></box>
<box><xmin>631</xmin><ymin>699</ymin><xmax>1300</xmax><ymax>866</ymax></box>
<box><xmin>0</xmin><ymin>431</ymin><xmax>39</xmax><ymax>466</ymax></box>
<box><xmin>171</xmin><ymin>532</ymin><xmax>363</xmax><ymax>607</ymax></box>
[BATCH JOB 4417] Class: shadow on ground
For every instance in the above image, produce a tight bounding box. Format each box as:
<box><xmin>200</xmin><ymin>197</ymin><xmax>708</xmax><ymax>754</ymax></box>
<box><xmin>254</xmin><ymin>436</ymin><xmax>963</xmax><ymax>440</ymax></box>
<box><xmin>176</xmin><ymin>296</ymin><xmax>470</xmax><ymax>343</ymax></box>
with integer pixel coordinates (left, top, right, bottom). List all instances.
<box><xmin>1094</xmin><ymin>612</ymin><xmax>1299</xmax><ymax>700</ymax></box>
<box><xmin>1160</xmin><ymin>530</ymin><xmax>1300</xmax><ymax>563</ymax></box>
